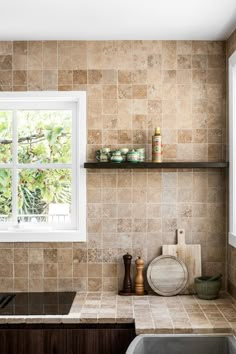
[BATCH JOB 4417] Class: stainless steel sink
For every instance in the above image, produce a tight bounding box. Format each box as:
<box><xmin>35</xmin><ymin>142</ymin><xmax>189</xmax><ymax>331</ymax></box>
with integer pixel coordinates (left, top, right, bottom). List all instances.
<box><xmin>126</xmin><ymin>334</ymin><xmax>236</xmax><ymax>354</ymax></box>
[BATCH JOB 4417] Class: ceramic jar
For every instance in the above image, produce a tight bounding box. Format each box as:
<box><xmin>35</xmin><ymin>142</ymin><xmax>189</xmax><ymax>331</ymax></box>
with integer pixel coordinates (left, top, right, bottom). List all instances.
<box><xmin>136</xmin><ymin>148</ymin><xmax>145</xmax><ymax>161</ymax></box>
<box><xmin>120</xmin><ymin>148</ymin><xmax>129</xmax><ymax>154</ymax></box>
<box><xmin>127</xmin><ymin>150</ymin><xmax>139</xmax><ymax>162</ymax></box>
<box><xmin>96</xmin><ymin>147</ymin><xmax>110</xmax><ymax>162</ymax></box>
<box><xmin>101</xmin><ymin>147</ymin><xmax>110</xmax><ymax>154</ymax></box>
<box><xmin>99</xmin><ymin>153</ymin><xmax>109</xmax><ymax>162</ymax></box>
<box><xmin>111</xmin><ymin>150</ymin><xmax>123</xmax><ymax>163</ymax></box>
<box><xmin>120</xmin><ymin>148</ymin><xmax>129</xmax><ymax>161</ymax></box>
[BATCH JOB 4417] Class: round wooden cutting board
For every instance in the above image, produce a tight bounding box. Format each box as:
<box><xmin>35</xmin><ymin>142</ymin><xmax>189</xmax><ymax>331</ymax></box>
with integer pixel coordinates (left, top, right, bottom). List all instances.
<box><xmin>147</xmin><ymin>255</ymin><xmax>188</xmax><ymax>296</ymax></box>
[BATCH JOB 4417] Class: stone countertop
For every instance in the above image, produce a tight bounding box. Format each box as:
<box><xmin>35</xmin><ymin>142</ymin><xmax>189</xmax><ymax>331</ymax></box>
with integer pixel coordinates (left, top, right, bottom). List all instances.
<box><xmin>0</xmin><ymin>292</ymin><xmax>236</xmax><ymax>335</ymax></box>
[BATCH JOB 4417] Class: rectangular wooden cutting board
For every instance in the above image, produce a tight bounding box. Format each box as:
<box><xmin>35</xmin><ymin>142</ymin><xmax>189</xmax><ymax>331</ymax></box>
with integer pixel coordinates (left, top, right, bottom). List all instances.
<box><xmin>162</xmin><ymin>229</ymin><xmax>202</xmax><ymax>294</ymax></box>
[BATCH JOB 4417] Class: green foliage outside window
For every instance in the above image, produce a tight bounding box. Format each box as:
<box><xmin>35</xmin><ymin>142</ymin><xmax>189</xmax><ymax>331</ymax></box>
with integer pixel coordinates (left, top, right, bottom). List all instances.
<box><xmin>0</xmin><ymin>110</ymin><xmax>72</xmax><ymax>219</ymax></box>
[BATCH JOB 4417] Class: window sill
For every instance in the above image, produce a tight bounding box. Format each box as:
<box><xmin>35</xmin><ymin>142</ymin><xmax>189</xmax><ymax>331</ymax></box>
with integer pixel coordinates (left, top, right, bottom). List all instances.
<box><xmin>0</xmin><ymin>230</ymin><xmax>86</xmax><ymax>242</ymax></box>
<box><xmin>229</xmin><ymin>232</ymin><xmax>236</xmax><ymax>248</ymax></box>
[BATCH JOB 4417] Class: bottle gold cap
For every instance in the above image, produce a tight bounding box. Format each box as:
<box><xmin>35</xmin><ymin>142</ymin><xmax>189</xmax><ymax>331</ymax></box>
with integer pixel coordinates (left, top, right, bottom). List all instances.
<box><xmin>154</xmin><ymin>127</ymin><xmax>161</xmax><ymax>135</ymax></box>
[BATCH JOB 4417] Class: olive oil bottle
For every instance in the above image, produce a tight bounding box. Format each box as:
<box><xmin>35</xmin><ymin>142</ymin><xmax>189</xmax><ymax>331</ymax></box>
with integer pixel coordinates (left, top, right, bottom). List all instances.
<box><xmin>152</xmin><ymin>127</ymin><xmax>162</xmax><ymax>162</ymax></box>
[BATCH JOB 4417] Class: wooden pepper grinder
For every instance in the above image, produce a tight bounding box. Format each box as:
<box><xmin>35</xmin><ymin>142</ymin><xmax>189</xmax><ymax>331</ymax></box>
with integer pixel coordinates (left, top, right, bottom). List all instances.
<box><xmin>135</xmin><ymin>256</ymin><xmax>145</xmax><ymax>295</ymax></box>
<box><xmin>119</xmin><ymin>253</ymin><xmax>133</xmax><ymax>295</ymax></box>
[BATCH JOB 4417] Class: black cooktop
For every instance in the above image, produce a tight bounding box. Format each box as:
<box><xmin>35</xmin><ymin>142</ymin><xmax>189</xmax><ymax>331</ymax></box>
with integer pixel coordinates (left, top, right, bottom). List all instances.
<box><xmin>0</xmin><ymin>292</ymin><xmax>76</xmax><ymax>316</ymax></box>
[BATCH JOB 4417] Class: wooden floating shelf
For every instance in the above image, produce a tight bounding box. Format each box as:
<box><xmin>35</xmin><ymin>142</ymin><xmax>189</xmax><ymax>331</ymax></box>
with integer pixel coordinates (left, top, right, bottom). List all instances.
<box><xmin>84</xmin><ymin>161</ymin><xmax>229</xmax><ymax>169</ymax></box>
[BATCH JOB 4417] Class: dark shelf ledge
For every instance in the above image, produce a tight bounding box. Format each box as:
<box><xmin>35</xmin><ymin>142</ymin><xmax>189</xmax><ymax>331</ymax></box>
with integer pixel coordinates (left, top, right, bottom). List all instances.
<box><xmin>84</xmin><ymin>161</ymin><xmax>229</xmax><ymax>169</ymax></box>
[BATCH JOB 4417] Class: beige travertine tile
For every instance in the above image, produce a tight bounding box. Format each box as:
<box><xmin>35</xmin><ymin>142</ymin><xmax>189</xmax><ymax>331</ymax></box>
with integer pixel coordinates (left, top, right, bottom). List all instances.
<box><xmin>44</xmin><ymin>263</ymin><xmax>57</xmax><ymax>278</ymax></box>
<box><xmin>102</xmin><ymin>69</ymin><xmax>117</xmax><ymax>84</ymax></box>
<box><xmin>29</xmin><ymin>264</ymin><xmax>43</xmax><ymax>278</ymax></box>
<box><xmin>103</xmin><ymin>99</ymin><xmax>118</xmax><ymax>114</ymax></box>
<box><xmin>132</xmin><ymin>84</ymin><xmax>147</xmax><ymax>99</ymax></box>
<box><xmin>29</xmin><ymin>278</ymin><xmax>44</xmax><ymax>291</ymax></box>
<box><xmin>43</xmin><ymin>249</ymin><xmax>58</xmax><ymax>263</ymax></box>
<box><xmin>177</xmin><ymin>130</ymin><xmax>192</xmax><ymax>143</ymax></box>
<box><xmin>14</xmin><ymin>248</ymin><xmax>28</xmax><ymax>263</ymax></box>
<box><xmin>162</xmin><ymin>41</ymin><xmax>176</xmax><ymax>69</ymax></box>
<box><xmin>162</xmin><ymin>83</ymin><xmax>176</xmax><ymax>100</ymax></box>
<box><xmin>192</xmin><ymin>55</ymin><xmax>207</xmax><ymax>69</ymax></box>
<box><xmin>29</xmin><ymin>249</ymin><xmax>43</xmax><ymax>264</ymax></box>
<box><xmin>177</xmin><ymin>55</ymin><xmax>191</xmax><ymax>69</ymax></box>
<box><xmin>0</xmin><ymin>42</ymin><xmax>12</xmax><ymax>55</ymax></box>
<box><xmin>58</xmin><ymin>248</ymin><xmax>73</xmax><ymax>263</ymax></box>
<box><xmin>103</xmin><ymin>277</ymin><xmax>117</xmax><ymax>291</ymax></box>
<box><xmin>147</xmin><ymin>54</ymin><xmax>161</xmax><ymax>69</ymax></box>
<box><xmin>177</xmin><ymin>41</ymin><xmax>192</xmax><ymax>54</ymax></box>
<box><xmin>57</xmin><ymin>262</ymin><xmax>72</xmax><ymax>279</ymax></box>
<box><xmin>208</xmin><ymin>41</ymin><xmax>225</xmax><ymax>55</ymax></box>
<box><xmin>27</xmin><ymin>70</ymin><xmax>42</xmax><ymax>90</ymax></box>
<box><xmin>102</xmin><ymin>264</ymin><xmax>117</xmax><ymax>277</ymax></box>
<box><xmin>207</xmin><ymin>69</ymin><xmax>225</xmax><ymax>84</ymax></box>
<box><xmin>192</xmin><ymin>41</ymin><xmax>208</xmax><ymax>54</ymax></box>
<box><xmin>0</xmin><ymin>70</ymin><xmax>12</xmax><ymax>86</ymax></box>
<box><xmin>58</xmin><ymin>278</ymin><xmax>73</xmax><ymax>291</ymax></box>
<box><xmin>88</xmin><ymin>129</ymin><xmax>102</xmax><ymax>144</ymax></box>
<box><xmin>14</xmin><ymin>263</ymin><xmax>28</xmax><ymax>278</ymax></box>
<box><xmin>0</xmin><ymin>249</ymin><xmax>13</xmax><ymax>263</ymax></box>
<box><xmin>43</xmin><ymin>70</ymin><xmax>57</xmax><ymax>90</ymax></box>
<box><xmin>117</xmin><ymin>203</ymin><xmax>132</xmax><ymax>218</ymax></box>
<box><xmin>0</xmin><ymin>263</ymin><xmax>13</xmax><ymax>277</ymax></box>
<box><xmin>58</xmin><ymin>41</ymin><xmax>73</xmax><ymax>69</ymax></box>
<box><xmin>13</xmin><ymin>70</ymin><xmax>27</xmax><ymax>85</ymax></box>
<box><xmin>43</xmin><ymin>41</ymin><xmax>57</xmax><ymax>69</ymax></box>
<box><xmin>88</xmin><ymin>70</ymin><xmax>102</xmax><ymax>84</ymax></box>
<box><xmin>88</xmin><ymin>278</ymin><xmax>102</xmax><ymax>291</ymax></box>
<box><xmin>148</xmin><ymin>99</ymin><xmax>162</xmax><ymax>114</ymax></box>
<box><xmin>14</xmin><ymin>278</ymin><xmax>28</xmax><ymax>292</ymax></box>
<box><xmin>177</xmin><ymin>69</ymin><xmax>191</xmax><ymax>84</ymax></box>
<box><xmin>103</xmin><ymin>85</ymin><xmax>117</xmax><ymax>99</ymax></box>
<box><xmin>72</xmin><ymin>41</ymin><xmax>87</xmax><ymax>70</ymax></box>
<box><xmin>13</xmin><ymin>42</ymin><xmax>27</xmax><ymax>70</ymax></box>
<box><xmin>0</xmin><ymin>55</ymin><xmax>12</xmax><ymax>70</ymax></box>
<box><xmin>208</xmin><ymin>55</ymin><xmax>225</xmax><ymax>68</ymax></box>
<box><xmin>118</xmin><ymin>84</ymin><xmax>132</xmax><ymax>99</ymax></box>
<box><xmin>28</xmin><ymin>41</ymin><xmax>42</xmax><ymax>69</ymax></box>
<box><xmin>0</xmin><ymin>38</ymin><xmax>228</xmax><ymax>292</ymax></box>
<box><xmin>102</xmin><ymin>173</ymin><xmax>117</xmax><ymax>188</ymax></box>
<box><xmin>88</xmin><ymin>264</ymin><xmax>102</xmax><ymax>277</ymax></box>
<box><xmin>118</xmin><ymin>70</ymin><xmax>132</xmax><ymax>84</ymax></box>
<box><xmin>132</xmin><ymin>70</ymin><xmax>147</xmax><ymax>84</ymax></box>
<box><xmin>58</xmin><ymin>70</ymin><xmax>73</xmax><ymax>85</ymax></box>
<box><xmin>73</xmin><ymin>70</ymin><xmax>87</xmax><ymax>84</ymax></box>
<box><xmin>43</xmin><ymin>278</ymin><xmax>58</xmax><ymax>291</ymax></box>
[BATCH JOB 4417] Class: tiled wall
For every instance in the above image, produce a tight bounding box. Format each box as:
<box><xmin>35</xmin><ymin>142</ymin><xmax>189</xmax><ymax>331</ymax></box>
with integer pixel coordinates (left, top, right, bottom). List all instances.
<box><xmin>227</xmin><ymin>29</ymin><xmax>236</xmax><ymax>297</ymax></box>
<box><xmin>0</xmin><ymin>40</ymin><xmax>227</xmax><ymax>292</ymax></box>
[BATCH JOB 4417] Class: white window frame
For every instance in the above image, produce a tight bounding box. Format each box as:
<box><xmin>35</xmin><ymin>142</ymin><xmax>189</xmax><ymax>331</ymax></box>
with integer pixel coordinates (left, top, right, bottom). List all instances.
<box><xmin>229</xmin><ymin>51</ymin><xmax>236</xmax><ymax>247</ymax></box>
<box><xmin>0</xmin><ymin>91</ymin><xmax>86</xmax><ymax>242</ymax></box>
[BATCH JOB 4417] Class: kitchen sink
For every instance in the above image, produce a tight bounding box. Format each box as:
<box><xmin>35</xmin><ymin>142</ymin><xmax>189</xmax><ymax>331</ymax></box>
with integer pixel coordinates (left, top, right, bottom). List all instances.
<box><xmin>126</xmin><ymin>334</ymin><xmax>236</xmax><ymax>354</ymax></box>
<box><xmin>0</xmin><ymin>292</ymin><xmax>76</xmax><ymax>315</ymax></box>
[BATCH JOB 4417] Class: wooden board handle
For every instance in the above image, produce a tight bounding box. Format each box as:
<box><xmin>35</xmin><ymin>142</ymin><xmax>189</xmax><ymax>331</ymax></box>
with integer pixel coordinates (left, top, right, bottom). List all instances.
<box><xmin>177</xmin><ymin>229</ymin><xmax>186</xmax><ymax>245</ymax></box>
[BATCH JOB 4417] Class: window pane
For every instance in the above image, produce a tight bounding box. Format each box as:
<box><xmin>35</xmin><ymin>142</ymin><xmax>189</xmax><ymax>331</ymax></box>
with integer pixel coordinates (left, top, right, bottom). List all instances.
<box><xmin>0</xmin><ymin>111</ymin><xmax>12</xmax><ymax>163</ymax></box>
<box><xmin>18</xmin><ymin>169</ymin><xmax>72</xmax><ymax>224</ymax></box>
<box><xmin>0</xmin><ymin>169</ymin><xmax>12</xmax><ymax>223</ymax></box>
<box><xmin>17</xmin><ymin>110</ymin><xmax>72</xmax><ymax>164</ymax></box>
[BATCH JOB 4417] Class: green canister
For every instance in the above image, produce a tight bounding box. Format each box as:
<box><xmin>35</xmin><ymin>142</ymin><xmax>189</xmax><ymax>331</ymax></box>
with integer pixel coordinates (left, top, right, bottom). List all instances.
<box><xmin>127</xmin><ymin>150</ymin><xmax>139</xmax><ymax>163</ymax></box>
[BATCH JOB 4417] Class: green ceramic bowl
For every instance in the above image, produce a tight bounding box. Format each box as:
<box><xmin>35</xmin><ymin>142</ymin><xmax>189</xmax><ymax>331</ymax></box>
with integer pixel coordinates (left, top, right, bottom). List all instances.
<box><xmin>194</xmin><ymin>275</ymin><xmax>222</xmax><ymax>300</ymax></box>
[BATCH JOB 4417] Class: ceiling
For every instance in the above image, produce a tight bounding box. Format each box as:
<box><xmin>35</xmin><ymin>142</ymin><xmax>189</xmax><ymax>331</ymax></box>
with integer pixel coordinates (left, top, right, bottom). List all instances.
<box><xmin>1</xmin><ymin>0</ymin><xmax>236</xmax><ymax>40</ymax></box>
